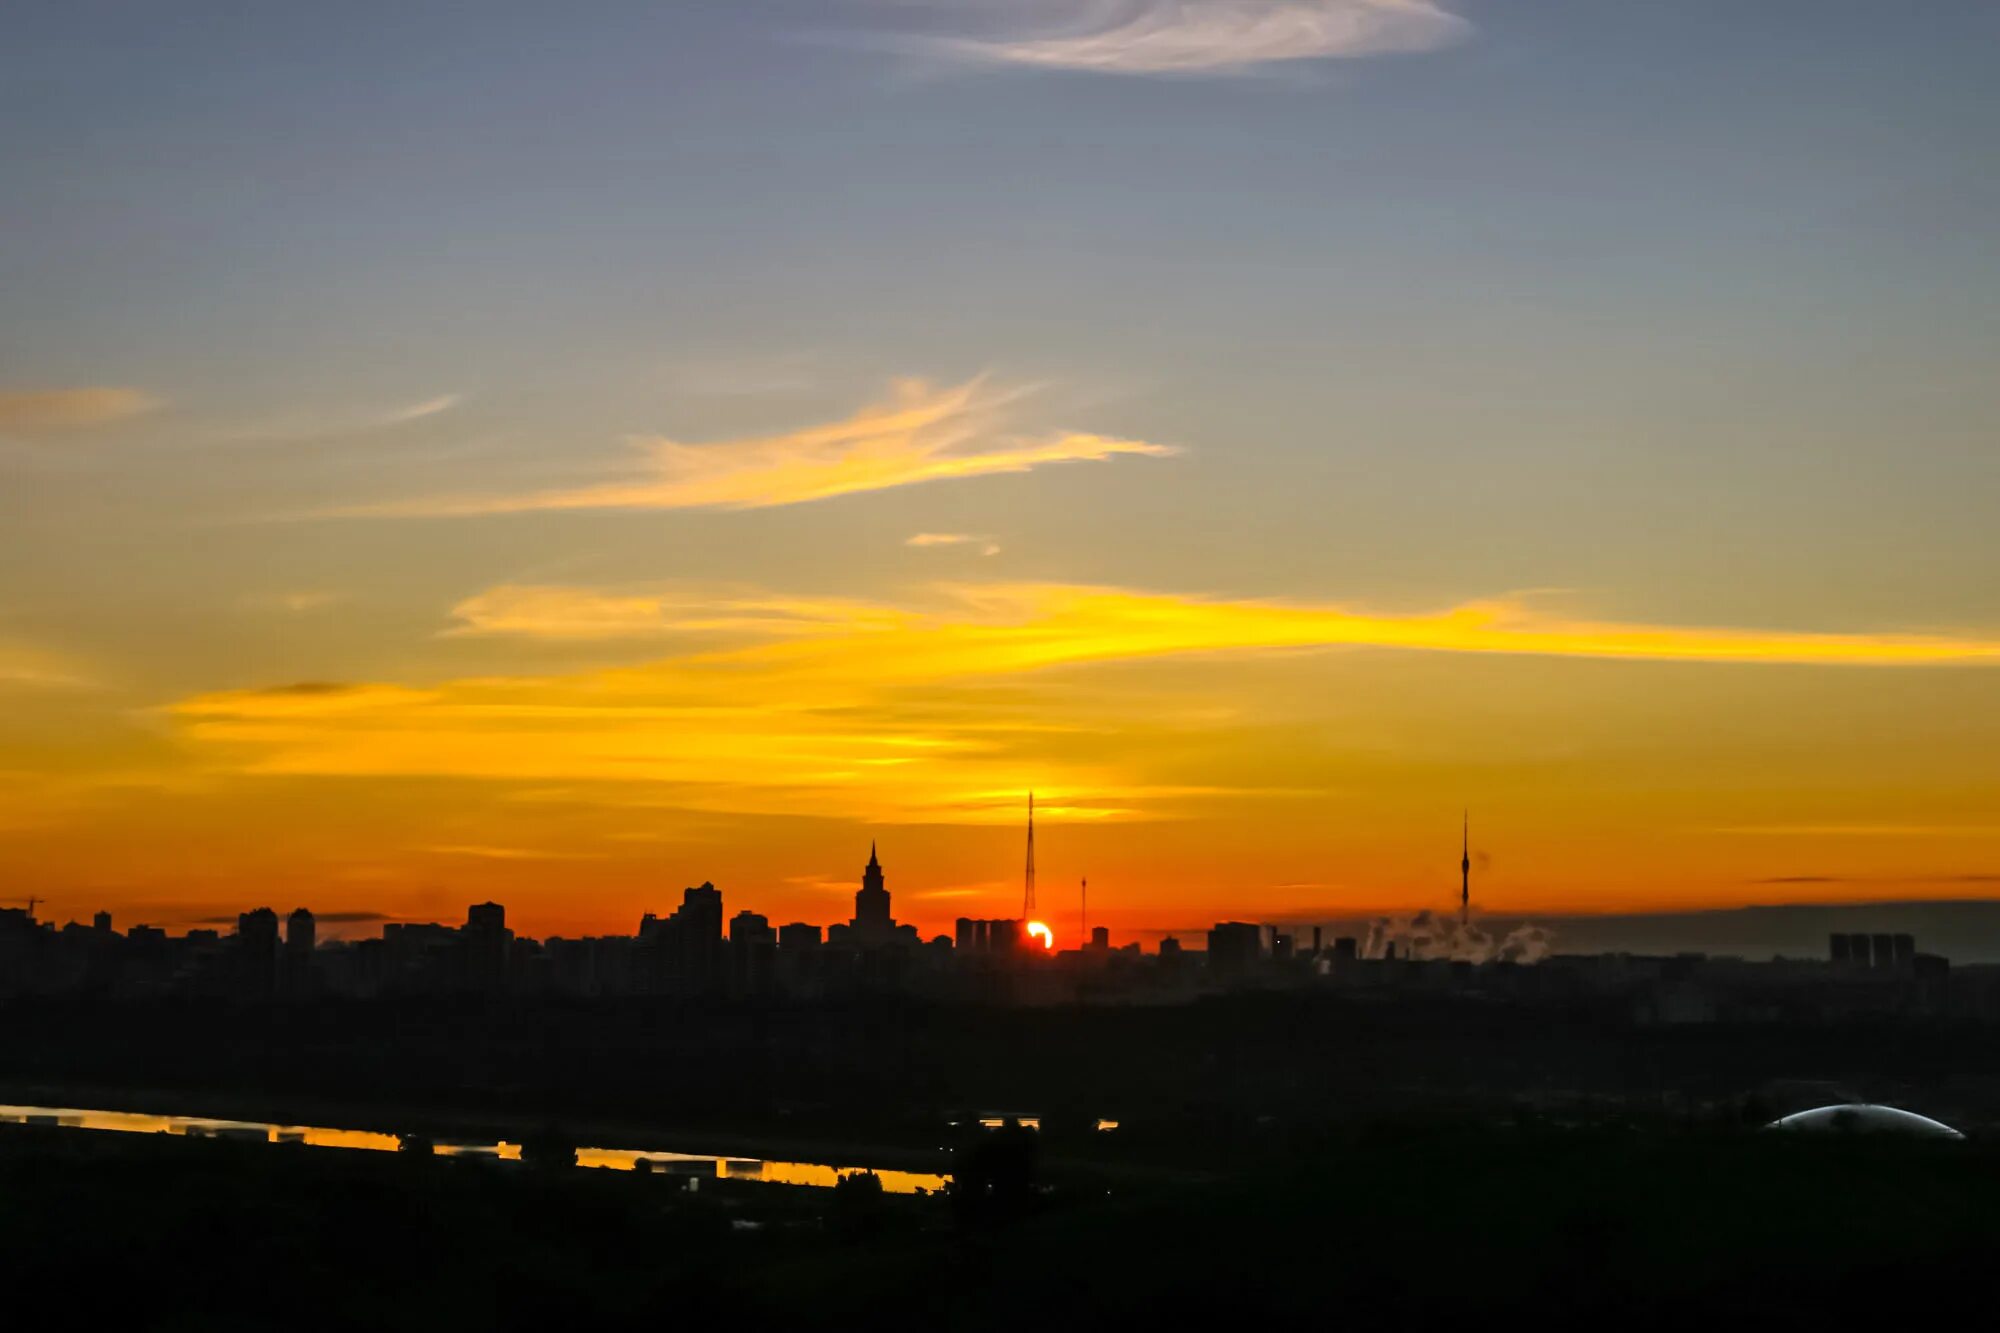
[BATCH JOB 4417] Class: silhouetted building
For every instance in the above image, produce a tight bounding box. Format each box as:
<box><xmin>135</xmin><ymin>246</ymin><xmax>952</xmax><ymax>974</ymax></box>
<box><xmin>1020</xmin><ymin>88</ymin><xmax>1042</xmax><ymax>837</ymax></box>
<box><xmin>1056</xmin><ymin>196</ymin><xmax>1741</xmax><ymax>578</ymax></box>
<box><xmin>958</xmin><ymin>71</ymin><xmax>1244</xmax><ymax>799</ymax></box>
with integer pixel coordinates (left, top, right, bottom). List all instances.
<box><xmin>855</xmin><ymin>843</ymin><xmax>892</xmax><ymax>938</ymax></box>
<box><xmin>779</xmin><ymin>922</ymin><xmax>822</xmax><ymax>950</ymax></box>
<box><xmin>287</xmin><ymin>908</ymin><xmax>316</xmax><ymax>957</ymax></box>
<box><xmin>639</xmin><ymin>884</ymin><xmax>726</xmax><ymax>993</ymax></box>
<box><xmin>236</xmin><ymin>908</ymin><xmax>280</xmax><ymax>997</ymax></box>
<box><xmin>828</xmin><ymin>840</ymin><xmax>920</xmax><ymax>944</ymax></box>
<box><xmin>1207</xmin><ymin>922</ymin><xmax>1262</xmax><ymax>979</ymax></box>
<box><xmin>92</xmin><ymin>910</ymin><xmax>113</xmax><ymax>934</ymax></box>
<box><xmin>830</xmin><ymin>844</ymin><xmax>919</xmax><ymax>950</ymax></box>
<box><xmin>730</xmin><ymin>910</ymin><xmax>776</xmax><ymax>994</ymax></box>
<box><xmin>284</xmin><ymin>907</ymin><xmax>316</xmax><ymax>994</ymax></box>
<box><xmin>463</xmin><ymin>902</ymin><xmax>512</xmax><ymax>992</ymax></box>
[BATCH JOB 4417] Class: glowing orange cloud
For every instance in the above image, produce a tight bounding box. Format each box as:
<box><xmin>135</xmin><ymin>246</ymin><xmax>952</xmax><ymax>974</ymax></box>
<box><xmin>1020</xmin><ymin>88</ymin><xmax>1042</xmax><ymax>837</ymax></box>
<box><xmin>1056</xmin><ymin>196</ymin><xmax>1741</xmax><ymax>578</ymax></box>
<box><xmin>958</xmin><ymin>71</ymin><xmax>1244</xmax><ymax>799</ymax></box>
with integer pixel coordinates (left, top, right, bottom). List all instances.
<box><xmin>339</xmin><ymin>378</ymin><xmax>1176</xmax><ymax>517</ymax></box>
<box><xmin>0</xmin><ymin>386</ymin><xmax>159</xmax><ymax>430</ymax></box>
<box><xmin>506</xmin><ymin>581</ymin><xmax>2000</xmax><ymax>676</ymax></box>
<box><xmin>164</xmin><ymin>581</ymin><xmax>2000</xmax><ymax>830</ymax></box>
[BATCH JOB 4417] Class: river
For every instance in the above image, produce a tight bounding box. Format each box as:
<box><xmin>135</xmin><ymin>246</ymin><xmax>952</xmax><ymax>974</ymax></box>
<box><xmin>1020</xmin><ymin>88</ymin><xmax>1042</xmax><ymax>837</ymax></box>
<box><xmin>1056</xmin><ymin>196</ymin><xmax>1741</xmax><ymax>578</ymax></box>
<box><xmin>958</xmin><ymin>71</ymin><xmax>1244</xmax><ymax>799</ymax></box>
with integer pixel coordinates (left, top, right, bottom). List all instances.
<box><xmin>0</xmin><ymin>1101</ymin><xmax>951</xmax><ymax>1193</ymax></box>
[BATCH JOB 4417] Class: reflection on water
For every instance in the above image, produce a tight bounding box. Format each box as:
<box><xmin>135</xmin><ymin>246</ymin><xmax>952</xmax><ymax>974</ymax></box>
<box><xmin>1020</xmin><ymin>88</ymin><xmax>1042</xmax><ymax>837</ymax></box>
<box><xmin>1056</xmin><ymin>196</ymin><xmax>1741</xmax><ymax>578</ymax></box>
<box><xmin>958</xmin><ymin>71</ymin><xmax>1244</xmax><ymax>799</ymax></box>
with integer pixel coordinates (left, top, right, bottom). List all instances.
<box><xmin>0</xmin><ymin>1104</ymin><xmax>947</xmax><ymax>1194</ymax></box>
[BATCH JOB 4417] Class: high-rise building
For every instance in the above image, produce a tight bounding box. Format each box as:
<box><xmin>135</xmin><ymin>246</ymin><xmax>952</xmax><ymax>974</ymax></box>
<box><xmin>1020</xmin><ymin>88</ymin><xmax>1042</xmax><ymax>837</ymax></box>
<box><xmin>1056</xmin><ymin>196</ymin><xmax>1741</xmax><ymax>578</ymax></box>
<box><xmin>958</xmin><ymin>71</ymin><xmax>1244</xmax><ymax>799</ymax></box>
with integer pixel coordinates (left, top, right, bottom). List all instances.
<box><xmin>284</xmin><ymin>908</ymin><xmax>317</xmax><ymax>995</ymax></box>
<box><xmin>463</xmin><ymin>901</ymin><xmax>512</xmax><ymax>991</ymax></box>
<box><xmin>854</xmin><ymin>843</ymin><xmax>893</xmax><ymax>940</ymax></box>
<box><xmin>729</xmin><ymin>910</ymin><xmax>776</xmax><ymax>994</ymax></box>
<box><xmin>1870</xmin><ymin>933</ymin><xmax>1895</xmax><ymax>971</ymax></box>
<box><xmin>832</xmin><ymin>844</ymin><xmax>916</xmax><ymax>949</ymax></box>
<box><xmin>778</xmin><ymin>922</ymin><xmax>822</xmax><ymax>950</ymax></box>
<box><xmin>640</xmin><ymin>883</ymin><xmax>726</xmax><ymax>991</ymax></box>
<box><xmin>236</xmin><ymin>908</ymin><xmax>281</xmax><ymax>997</ymax></box>
<box><xmin>287</xmin><ymin>907</ymin><xmax>316</xmax><ymax>956</ymax></box>
<box><xmin>1206</xmin><ymin>922</ymin><xmax>1262</xmax><ymax>979</ymax></box>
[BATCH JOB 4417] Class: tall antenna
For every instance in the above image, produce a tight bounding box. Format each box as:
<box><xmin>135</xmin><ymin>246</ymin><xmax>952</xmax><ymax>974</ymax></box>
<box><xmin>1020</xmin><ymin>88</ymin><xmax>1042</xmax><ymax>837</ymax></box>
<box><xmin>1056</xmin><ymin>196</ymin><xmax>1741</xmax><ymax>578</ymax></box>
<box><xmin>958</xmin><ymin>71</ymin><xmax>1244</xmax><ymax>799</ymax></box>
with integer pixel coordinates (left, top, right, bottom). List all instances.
<box><xmin>1023</xmin><ymin>792</ymin><xmax>1037</xmax><ymax>921</ymax></box>
<box><xmin>1080</xmin><ymin>876</ymin><xmax>1087</xmax><ymax>949</ymax></box>
<box><xmin>1460</xmin><ymin>810</ymin><xmax>1470</xmax><ymax>929</ymax></box>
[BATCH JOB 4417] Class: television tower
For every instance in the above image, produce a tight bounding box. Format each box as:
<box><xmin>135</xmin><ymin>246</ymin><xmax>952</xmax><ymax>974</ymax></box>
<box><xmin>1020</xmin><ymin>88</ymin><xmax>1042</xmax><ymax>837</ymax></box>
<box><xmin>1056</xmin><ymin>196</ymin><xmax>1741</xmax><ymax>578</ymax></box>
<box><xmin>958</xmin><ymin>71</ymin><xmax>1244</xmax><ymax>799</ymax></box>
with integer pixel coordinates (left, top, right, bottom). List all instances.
<box><xmin>1023</xmin><ymin>792</ymin><xmax>1037</xmax><ymax>921</ymax></box>
<box><xmin>1460</xmin><ymin>811</ymin><xmax>1471</xmax><ymax>929</ymax></box>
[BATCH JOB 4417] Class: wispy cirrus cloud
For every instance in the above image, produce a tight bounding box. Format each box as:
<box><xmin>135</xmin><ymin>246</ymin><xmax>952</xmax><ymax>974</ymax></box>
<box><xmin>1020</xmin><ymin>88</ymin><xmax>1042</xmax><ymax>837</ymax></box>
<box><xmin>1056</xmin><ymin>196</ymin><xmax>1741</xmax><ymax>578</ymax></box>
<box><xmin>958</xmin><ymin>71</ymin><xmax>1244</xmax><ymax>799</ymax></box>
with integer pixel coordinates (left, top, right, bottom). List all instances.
<box><xmin>336</xmin><ymin>378</ymin><xmax>1176</xmax><ymax>518</ymax></box>
<box><xmin>219</xmin><ymin>393</ymin><xmax>462</xmax><ymax>445</ymax></box>
<box><xmin>900</xmin><ymin>0</ymin><xmax>1469</xmax><ymax>75</ymax></box>
<box><xmin>444</xmin><ymin>584</ymin><xmax>908</xmax><ymax>640</ymax></box>
<box><xmin>0</xmin><ymin>387</ymin><xmax>161</xmax><ymax>431</ymax></box>
<box><xmin>0</xmin><ymin>640</ymin><xmax>93</xmax><ymax>689</ymax></box>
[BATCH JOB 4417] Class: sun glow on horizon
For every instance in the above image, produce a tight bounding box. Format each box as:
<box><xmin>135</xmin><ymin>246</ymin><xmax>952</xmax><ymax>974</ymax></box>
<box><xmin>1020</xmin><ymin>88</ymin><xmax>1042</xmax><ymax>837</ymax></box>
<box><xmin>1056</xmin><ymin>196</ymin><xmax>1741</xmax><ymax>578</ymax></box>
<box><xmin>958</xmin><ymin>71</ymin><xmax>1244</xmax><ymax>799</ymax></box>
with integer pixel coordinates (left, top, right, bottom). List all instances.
<box><xmin>1026</xmin><ymin>921</ymin><xmax>1054</xmax><ymax>951</ymax></box>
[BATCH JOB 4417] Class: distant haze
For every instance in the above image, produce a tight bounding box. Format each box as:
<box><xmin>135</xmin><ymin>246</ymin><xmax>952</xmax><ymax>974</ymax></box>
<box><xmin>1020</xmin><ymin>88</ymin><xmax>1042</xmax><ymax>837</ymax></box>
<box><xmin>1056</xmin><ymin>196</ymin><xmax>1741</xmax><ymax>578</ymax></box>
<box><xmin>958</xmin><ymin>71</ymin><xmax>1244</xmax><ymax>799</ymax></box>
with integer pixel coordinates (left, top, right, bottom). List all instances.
<box><xmin>1281</xmin><ymin>902</ymin><xmax>2000</xmax><ymax>966</ymax></box>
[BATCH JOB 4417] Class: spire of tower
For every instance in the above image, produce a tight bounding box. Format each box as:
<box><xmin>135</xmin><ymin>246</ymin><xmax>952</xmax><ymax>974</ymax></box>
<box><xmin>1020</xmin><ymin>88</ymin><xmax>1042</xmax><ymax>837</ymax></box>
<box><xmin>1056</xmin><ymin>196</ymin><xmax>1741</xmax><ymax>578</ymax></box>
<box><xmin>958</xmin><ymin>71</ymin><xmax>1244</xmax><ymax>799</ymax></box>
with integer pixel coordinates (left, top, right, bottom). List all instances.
<box><xmin>1023</xmin><ymin>792</ymin><xmax>1037</xmax><ymax>920</ymax></box>
<box><xmin>1460</xmin><ymin>810</ymin><xmax>1471</xmax><ymax>928</ymax></box>
<box><xmin>868</xmin><ymin>840</ymin><xmax>879</xmax><ymax>870</ymax></box>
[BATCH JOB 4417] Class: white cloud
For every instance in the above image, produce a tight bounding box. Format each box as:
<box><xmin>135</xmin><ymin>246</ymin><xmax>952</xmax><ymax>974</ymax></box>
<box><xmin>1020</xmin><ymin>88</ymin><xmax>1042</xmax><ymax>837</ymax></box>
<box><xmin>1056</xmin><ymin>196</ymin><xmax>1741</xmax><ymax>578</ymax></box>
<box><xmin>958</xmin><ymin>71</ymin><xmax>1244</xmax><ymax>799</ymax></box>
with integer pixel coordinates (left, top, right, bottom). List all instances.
<box><xmin>376</xmin><ymin>395</ymin><xmax>462</xmax><ymax>426</ymax></box>
<box><xmin>907</xmin><ymin>0</ymin><xmax>1468</xmax><ymax>75</ymax></box>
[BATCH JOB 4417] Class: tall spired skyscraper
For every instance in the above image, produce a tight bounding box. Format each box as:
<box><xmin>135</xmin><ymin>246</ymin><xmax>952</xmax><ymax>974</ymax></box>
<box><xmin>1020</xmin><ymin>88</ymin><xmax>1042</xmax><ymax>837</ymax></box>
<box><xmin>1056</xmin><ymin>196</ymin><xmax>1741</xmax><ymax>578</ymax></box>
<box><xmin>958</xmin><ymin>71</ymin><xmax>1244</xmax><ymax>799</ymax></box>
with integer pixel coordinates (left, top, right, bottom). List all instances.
<box><xmin>1023</xmin><ymin>793</ymin><xmax>1037</xmax><ymax>921</ymax></box>
<box><xmin>855</xmin><ymin>841</ymin><xmax>892</xmax><ymax>939</ymax></box>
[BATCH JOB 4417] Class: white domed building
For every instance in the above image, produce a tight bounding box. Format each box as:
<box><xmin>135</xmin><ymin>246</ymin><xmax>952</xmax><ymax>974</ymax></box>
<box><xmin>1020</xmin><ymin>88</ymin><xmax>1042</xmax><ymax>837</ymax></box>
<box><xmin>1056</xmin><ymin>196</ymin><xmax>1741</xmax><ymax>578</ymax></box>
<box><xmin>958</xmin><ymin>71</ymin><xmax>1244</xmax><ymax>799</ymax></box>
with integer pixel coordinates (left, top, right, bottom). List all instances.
<box><xmin>1766</xmin><ymin>1104</ymin><xmax>1964</xmax><ymax>1139</ymax></box>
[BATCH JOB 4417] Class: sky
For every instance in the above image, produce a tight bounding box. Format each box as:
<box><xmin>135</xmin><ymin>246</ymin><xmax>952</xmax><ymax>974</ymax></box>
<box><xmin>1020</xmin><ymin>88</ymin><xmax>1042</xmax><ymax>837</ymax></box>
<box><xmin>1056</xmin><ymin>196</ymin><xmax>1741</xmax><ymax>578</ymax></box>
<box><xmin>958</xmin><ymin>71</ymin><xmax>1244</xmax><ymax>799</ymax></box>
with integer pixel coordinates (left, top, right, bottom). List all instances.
<box><xmin>2</xmin><ymin>0</ymin><xmax>1997</xmax><ymax>943</ymax></box>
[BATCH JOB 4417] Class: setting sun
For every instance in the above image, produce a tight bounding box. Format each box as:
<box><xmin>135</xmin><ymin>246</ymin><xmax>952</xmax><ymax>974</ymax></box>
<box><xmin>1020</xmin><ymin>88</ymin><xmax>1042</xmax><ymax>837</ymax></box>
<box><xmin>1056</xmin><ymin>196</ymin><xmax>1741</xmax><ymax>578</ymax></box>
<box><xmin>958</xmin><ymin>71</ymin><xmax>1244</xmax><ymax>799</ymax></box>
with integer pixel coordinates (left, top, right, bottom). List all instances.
<box><xmin>1026</xmin><ymin>922</ymin><xmax>1055</xmax><ymax>951</ymax></box>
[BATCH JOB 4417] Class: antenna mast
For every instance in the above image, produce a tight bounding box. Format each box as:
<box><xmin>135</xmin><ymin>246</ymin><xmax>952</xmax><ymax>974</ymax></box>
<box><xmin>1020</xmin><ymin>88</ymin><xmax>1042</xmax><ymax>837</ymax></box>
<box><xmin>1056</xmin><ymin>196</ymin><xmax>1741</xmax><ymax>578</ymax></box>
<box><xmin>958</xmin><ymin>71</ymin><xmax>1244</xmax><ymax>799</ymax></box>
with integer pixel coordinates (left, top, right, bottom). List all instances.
<box><xmin>1023</xmin><ymin>793</ymin><xmax>1037</xmax><ymax>921</ymax></box>
<box><xmin>1460</xmin><ymin>810</ymin><xmax>1471</xmax><ymax>929</ymax></box>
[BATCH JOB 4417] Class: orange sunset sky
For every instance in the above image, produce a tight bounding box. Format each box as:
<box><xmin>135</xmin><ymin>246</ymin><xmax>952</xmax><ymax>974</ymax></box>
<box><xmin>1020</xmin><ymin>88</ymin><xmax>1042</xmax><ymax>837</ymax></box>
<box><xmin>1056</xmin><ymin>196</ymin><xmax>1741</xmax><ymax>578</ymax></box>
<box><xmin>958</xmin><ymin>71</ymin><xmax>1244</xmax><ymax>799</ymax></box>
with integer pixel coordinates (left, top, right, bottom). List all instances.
<box><xmin>3</xmin><ymin>3</ymin><xmax>1997</xmax><ymax>941</ymax></box>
